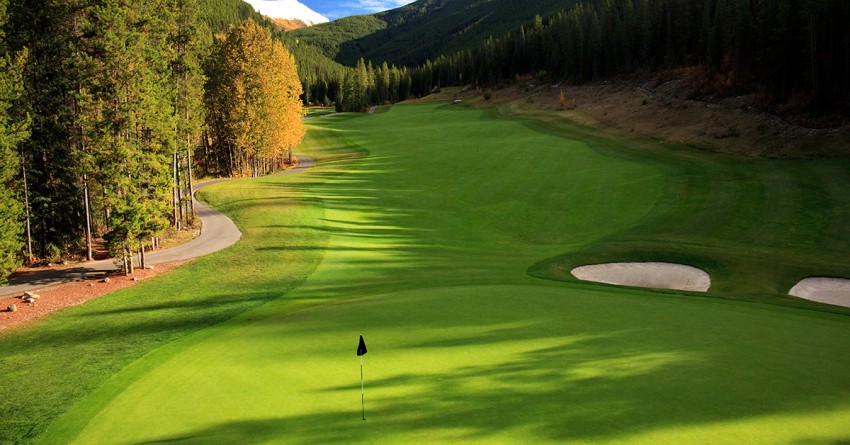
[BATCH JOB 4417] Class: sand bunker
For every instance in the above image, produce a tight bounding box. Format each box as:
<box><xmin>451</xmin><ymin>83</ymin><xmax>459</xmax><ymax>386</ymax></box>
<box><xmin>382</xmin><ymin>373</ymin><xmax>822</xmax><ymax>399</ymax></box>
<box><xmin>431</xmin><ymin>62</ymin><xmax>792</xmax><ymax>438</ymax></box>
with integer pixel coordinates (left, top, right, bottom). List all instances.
<box><xmin>571</xmin><ymin>262</ymin><xmax>711</xmax><ymax>292</ymax></box>
<box><xmin>789</xmin><ymin>278</ymin><xmax>850</xmax><ymax>308</ymax></box>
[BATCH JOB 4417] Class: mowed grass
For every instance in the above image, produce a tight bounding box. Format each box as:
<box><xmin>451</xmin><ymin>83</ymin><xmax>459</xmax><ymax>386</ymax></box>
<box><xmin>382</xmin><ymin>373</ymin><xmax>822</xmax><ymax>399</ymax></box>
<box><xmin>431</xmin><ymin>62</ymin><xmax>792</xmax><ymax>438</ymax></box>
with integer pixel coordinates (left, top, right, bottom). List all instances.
<box><xmin>2</xmin><ymin>101</ymin><xmax>850</xmax><ymax>444</ymax></box>
<box><xmin>505</xmin><ymin>103</ymin><xmax>850</xmax><ymax>298</ymax></box>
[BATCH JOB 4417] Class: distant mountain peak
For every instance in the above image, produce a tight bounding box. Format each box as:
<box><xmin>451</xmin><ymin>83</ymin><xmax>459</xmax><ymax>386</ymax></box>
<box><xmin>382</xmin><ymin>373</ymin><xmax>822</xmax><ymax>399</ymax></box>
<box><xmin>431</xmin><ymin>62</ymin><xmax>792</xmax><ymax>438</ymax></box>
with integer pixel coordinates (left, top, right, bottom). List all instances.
<box><xmin>269</xmin><ymin>17</ymin><xmax>310</xmax><ymax>31</ymax></box>
<box><xmin>244</xmin><ymin>0</ymin><xmax>329</xmax><ymax>26</ymax></box>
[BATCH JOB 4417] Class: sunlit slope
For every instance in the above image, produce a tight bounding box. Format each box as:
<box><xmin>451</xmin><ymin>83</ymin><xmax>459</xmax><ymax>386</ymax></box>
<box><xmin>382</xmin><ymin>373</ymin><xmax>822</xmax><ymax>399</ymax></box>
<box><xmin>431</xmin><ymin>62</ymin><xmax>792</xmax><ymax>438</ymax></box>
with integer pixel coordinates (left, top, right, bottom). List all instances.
<box><xmin>45</xmin><ymin>103</ymin><xmax>850</xmax><ymax>444</ymax></box>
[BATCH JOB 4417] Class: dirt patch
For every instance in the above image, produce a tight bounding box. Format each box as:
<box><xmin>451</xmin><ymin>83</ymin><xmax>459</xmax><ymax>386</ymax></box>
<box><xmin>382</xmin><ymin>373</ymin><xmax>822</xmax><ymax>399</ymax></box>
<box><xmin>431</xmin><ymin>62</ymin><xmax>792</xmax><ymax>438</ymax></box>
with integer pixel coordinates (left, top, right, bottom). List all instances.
<box><xmin>789</xmin><ymin>278</ymin><xmax>850</xmax><ymax>309</ymax></box>
<box><xmin>571</xmin><ymin>262</ymin><xmax>711</xmax><ymax>292</ymax></box>
<box><xmin>439</xmin><ymin>82</ymin><xmax>850</xmax><ymax>158</ymax></box>
<box><xmin>0</xmin><ymin>260</ymin><xmax>191</xmax><ymax>332</ymax></box>
<box><xmin>12</xmin><ymin>225</ymin><xmax>199</xmax><ymax>279</ymax></box>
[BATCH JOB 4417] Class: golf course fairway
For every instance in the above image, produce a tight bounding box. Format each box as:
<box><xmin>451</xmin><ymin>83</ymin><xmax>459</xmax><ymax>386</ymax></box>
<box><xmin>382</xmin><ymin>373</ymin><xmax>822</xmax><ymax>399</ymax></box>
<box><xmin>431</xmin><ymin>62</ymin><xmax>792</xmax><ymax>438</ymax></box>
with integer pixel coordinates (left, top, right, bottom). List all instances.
<box><xmin>5</xmin><ymin>102</ymin><xmax>850</xmax><ymax>444</ymax></box>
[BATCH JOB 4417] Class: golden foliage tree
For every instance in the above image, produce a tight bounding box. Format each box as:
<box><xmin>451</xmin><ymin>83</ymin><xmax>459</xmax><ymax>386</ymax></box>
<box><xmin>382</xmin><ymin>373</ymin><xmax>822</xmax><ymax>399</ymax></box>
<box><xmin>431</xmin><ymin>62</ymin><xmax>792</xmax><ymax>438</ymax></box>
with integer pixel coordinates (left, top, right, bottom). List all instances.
<box><xmin>207</xmin><ymin>19</ymin><xmax>304</xmax><ymax>177</ymax></box>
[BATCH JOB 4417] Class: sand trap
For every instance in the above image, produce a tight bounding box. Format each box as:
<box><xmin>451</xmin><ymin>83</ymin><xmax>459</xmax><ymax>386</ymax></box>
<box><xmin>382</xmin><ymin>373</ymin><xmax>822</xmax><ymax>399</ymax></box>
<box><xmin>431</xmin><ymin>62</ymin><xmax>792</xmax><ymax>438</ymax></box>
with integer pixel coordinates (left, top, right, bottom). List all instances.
<box><xmin>789</xmin><ymin>277</ymin><xmax>850</xmax><ymax>308</ymax></box>
<box><xmin>571</xmin><ymin>262</ymin><xmax>711</xmax><ymax>292</ymax></box>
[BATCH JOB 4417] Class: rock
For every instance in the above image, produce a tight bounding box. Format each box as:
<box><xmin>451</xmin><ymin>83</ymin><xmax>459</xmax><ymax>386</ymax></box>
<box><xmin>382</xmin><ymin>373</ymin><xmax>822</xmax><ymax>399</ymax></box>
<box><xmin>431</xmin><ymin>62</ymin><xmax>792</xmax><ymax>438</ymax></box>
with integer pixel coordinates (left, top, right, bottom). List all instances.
<box><xmin>102</xmin><ymin>277</ymin><xmax>110</xmax><ymax>283</ymax></box>
<box><xmin>23</xmin><ymin>297</ymin><xmax>35</xmax><ymax>304</ymax></box>
<box><xmin>87</xmin><ymin>283</ymin><xmax>94</xmax><ymax>287</ymax></box>
<box><xmin>131</xmin><ymin>277</ymin><xmax>139</xmax><ymax>281</ymax></box>
<box><xmin>23</xmin><ymin>291</ymin><xmax>34</xmax><ymax>298</ymax></box>
<box><xmin>145</xmin><ymin>265</ymin><xmax>155</xmax><ymax>270</ymax></box>
<box><xmin>7</xmin><ymin>304</ymin><xmax>17</xmax><ymax>312</ymax></box>
<box><xmin>31</xmin><ymin>294</ymin><xmax>40</xmax><ymax>299</ymax></box>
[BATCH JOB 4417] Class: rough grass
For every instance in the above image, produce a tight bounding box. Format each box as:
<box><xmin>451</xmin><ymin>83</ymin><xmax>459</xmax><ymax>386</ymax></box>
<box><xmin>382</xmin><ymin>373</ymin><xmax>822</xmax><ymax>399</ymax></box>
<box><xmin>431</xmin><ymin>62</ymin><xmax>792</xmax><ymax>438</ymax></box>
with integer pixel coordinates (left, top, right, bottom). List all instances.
<box><xmin>512</xmin><ymin>104</ymin><xmax>850</xmax><ymax>301</ymax></box>
<box><xmin>2</xmin><ymin>102</ymin><xmax>850</xmax><ymax>444</ymax></box>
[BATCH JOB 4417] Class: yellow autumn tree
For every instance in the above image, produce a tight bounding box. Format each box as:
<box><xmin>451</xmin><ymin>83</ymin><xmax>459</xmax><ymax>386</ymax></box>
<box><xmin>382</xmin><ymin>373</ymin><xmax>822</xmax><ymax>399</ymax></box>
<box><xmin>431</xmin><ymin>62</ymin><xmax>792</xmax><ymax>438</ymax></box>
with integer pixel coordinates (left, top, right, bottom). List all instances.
<box><xmin>263</xmin><ymin>37</ymin><xmax>305</xmax><ymax>165</ymax></box>
<box><xmin>210</xmin><ymin>19</ymin><xmax>304</xmax><ymax>176</ymax></box>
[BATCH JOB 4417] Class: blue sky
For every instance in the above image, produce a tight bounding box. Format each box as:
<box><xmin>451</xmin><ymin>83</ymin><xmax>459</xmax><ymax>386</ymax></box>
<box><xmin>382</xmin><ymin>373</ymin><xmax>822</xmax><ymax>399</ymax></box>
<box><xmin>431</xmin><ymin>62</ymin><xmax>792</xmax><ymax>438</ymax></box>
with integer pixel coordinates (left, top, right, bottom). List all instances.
<box><xmin>304</xmin><ymin>0</ymin><xmax>416</xmax><ymax>20</ymax></box>
<box><xmin>244</xmin><ymin>0</ymin><xmax>417</xmax><ymax>23</ymax></box>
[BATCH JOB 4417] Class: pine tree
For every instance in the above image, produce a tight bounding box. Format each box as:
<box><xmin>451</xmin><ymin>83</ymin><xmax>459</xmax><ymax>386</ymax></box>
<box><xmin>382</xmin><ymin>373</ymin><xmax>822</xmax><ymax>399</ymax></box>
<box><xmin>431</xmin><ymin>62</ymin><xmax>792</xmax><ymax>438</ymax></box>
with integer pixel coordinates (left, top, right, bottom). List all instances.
<box><xmin>171</xmin><ymin>0</ymin><xmax>209</xmax><ymax>226</ymax></box>
<box><xmin>0</xmin><ymin>0</ymin><xmax>28</xmax><ymax>282</ymax></box>
<box><xmin>84</xmin><ymin>0</ymin><xmax>176</xmax><ymax>272</ymax></box>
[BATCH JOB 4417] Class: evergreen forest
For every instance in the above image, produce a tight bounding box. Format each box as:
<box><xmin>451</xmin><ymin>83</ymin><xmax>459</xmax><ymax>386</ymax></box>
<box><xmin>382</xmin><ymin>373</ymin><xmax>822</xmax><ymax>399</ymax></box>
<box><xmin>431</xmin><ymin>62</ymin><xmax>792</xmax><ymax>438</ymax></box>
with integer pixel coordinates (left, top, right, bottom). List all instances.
<box><xmin>0</xmin><ymin>0</ymin><xmax>304</xmax><ymax>282</ymax></box>
<box><xmin>298</xmin><ymin>0</ymin><xmax>850</xmax><ymax>115</ymax></box>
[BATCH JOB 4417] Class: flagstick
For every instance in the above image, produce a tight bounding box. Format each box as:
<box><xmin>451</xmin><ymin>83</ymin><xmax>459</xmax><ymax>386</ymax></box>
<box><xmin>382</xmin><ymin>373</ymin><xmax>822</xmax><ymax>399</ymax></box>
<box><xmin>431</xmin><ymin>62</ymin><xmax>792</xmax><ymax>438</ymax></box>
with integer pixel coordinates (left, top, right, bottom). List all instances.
<box><xmin>360</xmin><ymin>355</ymin><xmax>366</xmax><ymax>421</ymax></box>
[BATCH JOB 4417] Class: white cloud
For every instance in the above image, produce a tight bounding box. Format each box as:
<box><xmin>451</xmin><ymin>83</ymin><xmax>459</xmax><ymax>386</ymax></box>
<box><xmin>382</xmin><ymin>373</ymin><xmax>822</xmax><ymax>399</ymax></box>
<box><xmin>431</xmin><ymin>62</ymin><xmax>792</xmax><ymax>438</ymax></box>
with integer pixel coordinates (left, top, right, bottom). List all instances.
<box><xmin>244</xmin><ymin>0</ymin><xmax>330</xmax><ymax>24</ymax></box>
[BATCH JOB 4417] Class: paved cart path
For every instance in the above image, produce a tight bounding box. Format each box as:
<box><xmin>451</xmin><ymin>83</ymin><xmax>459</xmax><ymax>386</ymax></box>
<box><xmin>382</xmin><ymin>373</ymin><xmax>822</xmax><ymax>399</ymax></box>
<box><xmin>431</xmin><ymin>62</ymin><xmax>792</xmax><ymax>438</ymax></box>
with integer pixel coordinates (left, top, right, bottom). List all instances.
<box><xmin>1</xmin><ymin>157</ymin><xmax>315</xmax><ymax>296</ymax></box>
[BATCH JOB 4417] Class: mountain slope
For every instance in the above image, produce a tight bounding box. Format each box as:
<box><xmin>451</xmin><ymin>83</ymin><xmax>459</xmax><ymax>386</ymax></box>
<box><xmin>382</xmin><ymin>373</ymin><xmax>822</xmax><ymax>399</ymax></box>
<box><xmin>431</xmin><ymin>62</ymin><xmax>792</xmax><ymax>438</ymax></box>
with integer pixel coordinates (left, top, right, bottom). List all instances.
<box><xmin>292</xmin><ymin>0</ymin><xmax>582</xmax><ymax>67</ymax></box>
<box><xmin>201</xmin><ymin>0</ymin><xmax>277</xmax><ymax>32</ymax></box>
<box><xmin>287</xmin><ymin>15</ymin><xmax>387</xmax><ymax>62</ymax></box>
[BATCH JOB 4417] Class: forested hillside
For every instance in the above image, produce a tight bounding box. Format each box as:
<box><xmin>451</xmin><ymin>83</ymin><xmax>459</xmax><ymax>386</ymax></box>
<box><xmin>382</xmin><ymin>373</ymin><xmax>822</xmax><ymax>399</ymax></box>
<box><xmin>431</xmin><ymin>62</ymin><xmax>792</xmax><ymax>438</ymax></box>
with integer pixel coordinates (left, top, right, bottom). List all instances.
<box><xmin>293</xmin><ymin>0</ymin><xmax>580</xmax><ymax>66</ymax></box>
<box><xmin>406</xmin><ymin>0</ymin><xmax>850</xmax><ymax>113</ymax></box>
<box><xmin>200</xmin><ymin>0</ymin><xmax>274</xmax><ymax>32</ymax></box>
<box><xmin>289</xmin><ymin>15</ymin><xmax>387</xmax><ymax>62</ymax></box>
<box><xmin>302</xmin><ymin>0</ymin><xmax>850</xmax><ymax>116</ymax></box>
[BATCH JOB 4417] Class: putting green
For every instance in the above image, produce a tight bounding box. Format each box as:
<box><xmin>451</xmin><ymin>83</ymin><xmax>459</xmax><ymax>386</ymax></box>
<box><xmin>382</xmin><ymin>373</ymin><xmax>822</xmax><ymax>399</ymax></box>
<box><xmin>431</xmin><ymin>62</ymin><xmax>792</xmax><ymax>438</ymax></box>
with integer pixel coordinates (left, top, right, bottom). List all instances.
<box><xmin>53</xmin><ymin>285</ymin><xmax>850</xmax><ymax>444</ymax></box>
<box><xmin>24</xmin><ymin>102</ymin><xmax>850</xmax><ymax>444</ymax></box>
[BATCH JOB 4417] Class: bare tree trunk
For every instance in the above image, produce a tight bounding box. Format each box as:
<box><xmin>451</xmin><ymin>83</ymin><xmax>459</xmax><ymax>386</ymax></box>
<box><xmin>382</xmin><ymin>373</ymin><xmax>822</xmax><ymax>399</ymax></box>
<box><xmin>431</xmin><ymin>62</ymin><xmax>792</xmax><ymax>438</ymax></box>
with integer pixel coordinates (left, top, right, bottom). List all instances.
<box><xmin>186</xmin><ymin>143</ymin><xmax>194</xmax><ymax>219</ymax></box>
<box><xmin>139</xmin><ymin>240</ymin><xmax>145</xmax><ymax>269</ymax></box>
<box><xmin>202</xmin><ymin>130</ymin><xmax>211</xmax><ymax>177</ymax></box>
<box><xmin>128</xmin><ymin>246</ymin><xmax>135</xmax><ymax>275</ymax></box>
<box><xmin>21</xmin><ymin>159</ymin><xmax>33</xmax><ymax>262</ymax></box>
<box><xmin>176</xmin><ymin>151</ymin><xmax>184</xmax><ymax>224</ymax></box>
<box><xmin>100</xmin><ymin>188</ymin><xmax>110</xmax><ymax>232</ymax></box>
<box><xmin>83</xmin><ymin>173</ymin><xmax>93</xmax><ymax>261</ymax></box>
<box><xmin>172</xmin><ymin>151</ymin><xmax>179</xmax><ymax>227</ymax></box>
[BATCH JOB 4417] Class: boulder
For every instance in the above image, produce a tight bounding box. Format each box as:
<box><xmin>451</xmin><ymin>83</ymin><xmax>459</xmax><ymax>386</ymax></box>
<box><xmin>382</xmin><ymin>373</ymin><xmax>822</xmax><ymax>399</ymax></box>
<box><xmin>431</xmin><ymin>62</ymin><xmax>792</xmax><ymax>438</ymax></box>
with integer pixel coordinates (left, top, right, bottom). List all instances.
<box><xmin>7</xmin><ymin>304</ymin><xmax>17</xmax><ymax>312</ymax></box>
<box><xmin>23</xmin><ymin>297</ymin><xmax>35</xmax><ymax>304</ymax></box>
<box><xmin>102</xmin><ymin>277</ymin><xmax>110</xmax><ymax>283</ymax></box>
<box><xmin>145</xmin><ymin>265</ymin><xmax>155</xmax><ymax>270</ymax></box>
<box><xmin>131</xmin><ymin>277</ymin><xmax>139</xmax><ymax>281</ymax></box>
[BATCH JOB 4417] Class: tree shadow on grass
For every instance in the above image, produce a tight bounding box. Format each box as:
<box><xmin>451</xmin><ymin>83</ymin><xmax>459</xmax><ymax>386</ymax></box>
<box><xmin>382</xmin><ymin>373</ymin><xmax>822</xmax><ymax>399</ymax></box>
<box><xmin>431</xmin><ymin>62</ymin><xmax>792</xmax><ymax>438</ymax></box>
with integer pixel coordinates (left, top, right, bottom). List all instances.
<box><xmin>130</xmin><ymin>326</ymin><xmax>850</xmax><ymax>444</ymax></box>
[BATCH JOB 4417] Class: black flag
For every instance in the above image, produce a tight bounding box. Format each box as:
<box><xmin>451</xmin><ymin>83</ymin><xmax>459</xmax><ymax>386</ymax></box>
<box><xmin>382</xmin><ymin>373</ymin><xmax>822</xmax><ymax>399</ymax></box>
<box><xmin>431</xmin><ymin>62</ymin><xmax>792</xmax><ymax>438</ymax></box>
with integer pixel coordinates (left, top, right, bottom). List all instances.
<box><xmin>357</xmin><ymin>335</ymin><xmax>368</xmax><ymax>356</ymax></box>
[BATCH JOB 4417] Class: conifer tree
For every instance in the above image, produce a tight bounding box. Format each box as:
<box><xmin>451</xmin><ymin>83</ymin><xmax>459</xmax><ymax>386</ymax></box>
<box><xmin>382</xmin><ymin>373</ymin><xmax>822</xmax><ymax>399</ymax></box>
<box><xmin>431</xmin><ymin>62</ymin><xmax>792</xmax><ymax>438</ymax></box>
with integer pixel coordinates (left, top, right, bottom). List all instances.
<box><xmin>0</xmin><ymin>0</ymin><xmax>28</xmax><ymax>283</ymax></box>
<box><xmin>83</xmin><ymin>0</ymin><xmax>176</xmax><ymax>272</ymax></box>
<box><xmin>171</xmin><ymin>0</ymin><xmax>209</xmax><ymax>226</ymax></box>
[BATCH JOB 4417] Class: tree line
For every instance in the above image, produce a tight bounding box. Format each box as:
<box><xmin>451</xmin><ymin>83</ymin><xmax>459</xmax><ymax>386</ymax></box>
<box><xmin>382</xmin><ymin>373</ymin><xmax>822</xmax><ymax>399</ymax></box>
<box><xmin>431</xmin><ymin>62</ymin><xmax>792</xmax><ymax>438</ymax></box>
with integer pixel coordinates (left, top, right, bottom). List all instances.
<box><xmin>0</xmin><ymin>0</ymin><xmax>304</xmax><ymax>283</ymax></box>
<box><xmin>407</xmin><ymin>0</ymin><xmax>850</xmax><ymax>112</ymax></box>
<box><xmin>303</xmin><ymin>0</ymin><xmax>850</xmax><ymax>114</ymax></box>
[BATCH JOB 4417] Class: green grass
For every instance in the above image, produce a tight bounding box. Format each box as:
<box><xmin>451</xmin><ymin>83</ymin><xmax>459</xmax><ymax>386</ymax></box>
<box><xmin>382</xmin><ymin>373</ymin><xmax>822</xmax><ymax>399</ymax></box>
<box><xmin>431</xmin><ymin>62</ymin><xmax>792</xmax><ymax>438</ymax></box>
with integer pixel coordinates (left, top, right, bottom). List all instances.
<box><xmin>509</xmin><ymin>104</ymin><xmax>850</xmax><ymax>299</ymax></box>
<box><xmin>304</xmin><ymin>107</ymin><xmax>337</xmax><ymax>119</ymax></box>
<box><xmin>2</xmin><ymin>102</ymin><xmax>850</xmax><ymax>444</ymax></box>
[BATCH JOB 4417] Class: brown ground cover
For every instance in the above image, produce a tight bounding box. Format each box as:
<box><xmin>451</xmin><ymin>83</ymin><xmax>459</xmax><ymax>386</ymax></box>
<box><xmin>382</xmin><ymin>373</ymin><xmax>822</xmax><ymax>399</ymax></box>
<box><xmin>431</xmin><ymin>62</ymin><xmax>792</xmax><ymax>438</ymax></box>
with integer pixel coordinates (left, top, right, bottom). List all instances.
<box><xmin>0</xmin><ymin>260</ymin><xmax>191</xmax><ymax>332</ymax></box>
<box><xmin>427</xmin><ymin>78</ymin><xmax>850</xmax><ymax>158</ymax></box>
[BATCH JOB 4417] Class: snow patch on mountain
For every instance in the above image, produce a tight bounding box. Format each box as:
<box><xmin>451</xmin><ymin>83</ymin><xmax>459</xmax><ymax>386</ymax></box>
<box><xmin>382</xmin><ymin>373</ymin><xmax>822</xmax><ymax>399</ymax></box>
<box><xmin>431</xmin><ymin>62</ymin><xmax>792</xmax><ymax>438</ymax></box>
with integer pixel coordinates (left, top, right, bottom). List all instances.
<box><xmin>244</xmin><ymin>0</ymin><xmax>329</xmax><ymax>25</ymax></box>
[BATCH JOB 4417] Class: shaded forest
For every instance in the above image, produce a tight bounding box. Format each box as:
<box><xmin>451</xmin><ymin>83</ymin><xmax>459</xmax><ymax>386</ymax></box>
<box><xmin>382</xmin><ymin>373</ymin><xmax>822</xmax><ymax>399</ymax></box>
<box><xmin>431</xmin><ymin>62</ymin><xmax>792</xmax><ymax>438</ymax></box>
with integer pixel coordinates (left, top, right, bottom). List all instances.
<box><xmin>409</xmin><ymin>0</ymin><xmax>850</xmax><ymax>113</ymax></box>
<box><xmin>0</xmin><ymin>0</ymin><xmax>304</xmax><ymax>282</ymax></box>
<box><xmin>301</xmin><ymin>0</ymin><xmax>850</xmax><ymax>115</ymax></box>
